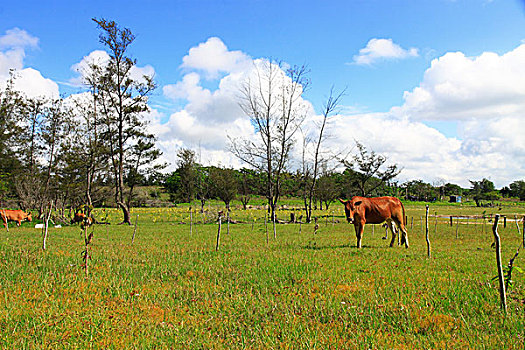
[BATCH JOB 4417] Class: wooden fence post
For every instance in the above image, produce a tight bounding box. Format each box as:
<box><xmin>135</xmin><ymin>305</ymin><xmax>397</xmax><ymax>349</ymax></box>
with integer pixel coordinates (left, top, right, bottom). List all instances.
<box><xmin>265</xmin><ymin>212</ymin><xmax>268</xmax><ymax>246</ymax></box>
<box><xmin>215</xmin><ymin>212</ymin><xmax>222</xmax><ymax>251</ymax></box>
<box><xmin>131</xmin><ymin>214</ymin><xmax>139</xmax><ymax>244</ymax></box>
<box><xmin>455</xmin><ymin>216</ymin><xmax>460</xmax><ymax>239</ymax></box>
<box><xmin>190</xmin><ymin>207</ymin><xmax>193</xmax><ymax>235</ymax></box>
<box><xmin>492</xmin><ymin>215</ymin><xmax>507</xmax><ymax>313</ymax></box>
<box><xmin>42</xmin><ymin>202</ymin><xmax>53</xmax><ymax>250</ymax></box>
<box><xmin>425</xmin><ymin>205</ymin><xmax>431</xmax><ymax>258</ymax></box>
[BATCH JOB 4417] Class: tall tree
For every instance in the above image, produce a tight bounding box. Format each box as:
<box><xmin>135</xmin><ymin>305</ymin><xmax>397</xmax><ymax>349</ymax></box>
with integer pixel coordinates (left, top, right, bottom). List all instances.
<box><xmin>39</xmin><ymin>98</ymin><xmax>66</xmax><ymax>216</ymax></box>
<box><xmin>14</xmin><ymin>95</ymin><xmax>47</xmax><ymax>211</ymax></box>
<box><xmin>0</xmin><ymin>72</ymin><xmax>24</xmax><ymax>201</ymax></box>
<box><xmin>231</xmin><ymin>59</ymin><xmax>309</xmax><ymax>238</ymax></box>
<box><xmin>92</xmin><ymin>18</ymin><xmax>158</xmax><ymax>224</ymax></box>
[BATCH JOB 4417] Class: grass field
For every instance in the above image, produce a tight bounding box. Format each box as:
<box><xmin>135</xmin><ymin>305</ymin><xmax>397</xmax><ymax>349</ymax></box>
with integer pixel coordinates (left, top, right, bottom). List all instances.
<box><xmin>0</xmin><ymin>201</ymin><xmax>524</xmax><ymax>349</ymax></box>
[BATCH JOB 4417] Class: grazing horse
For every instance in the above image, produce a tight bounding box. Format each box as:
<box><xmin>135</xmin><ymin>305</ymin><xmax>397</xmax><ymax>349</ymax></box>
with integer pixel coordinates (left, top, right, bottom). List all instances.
<box><xmin>339</xmin><ymin>196</ymin><xmax>408</xmax><ymax>248</ymax></box>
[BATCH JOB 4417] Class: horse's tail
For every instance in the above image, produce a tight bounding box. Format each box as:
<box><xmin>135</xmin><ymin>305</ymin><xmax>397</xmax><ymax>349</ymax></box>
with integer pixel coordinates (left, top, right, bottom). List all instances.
<box><xmin>400</xmin><ymin>200</ymin><xmax>407</xmax><ymax>227</ymax></box>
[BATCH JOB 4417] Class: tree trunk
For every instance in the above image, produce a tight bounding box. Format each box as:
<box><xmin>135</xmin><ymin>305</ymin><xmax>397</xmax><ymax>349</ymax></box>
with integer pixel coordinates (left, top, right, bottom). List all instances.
<box><xmin>118</xmin><ymin>201</ymin><xmax>131</xmax><ymax>225</ymax></box>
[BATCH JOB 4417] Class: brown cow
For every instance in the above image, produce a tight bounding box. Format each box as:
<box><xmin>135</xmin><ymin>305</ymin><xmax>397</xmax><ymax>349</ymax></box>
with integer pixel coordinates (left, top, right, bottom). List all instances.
<box><xmin>71</xmin><ymin>212</ymin><xmax>93</xmax><ymax>226</ymax></box>
<box><xmin>1</xmin><ymin>209</ymin><xmax>32</xmax><ymax>228</ymax></box>
<box><xmin>339</xmin><ymin>196</ymin><xmax>409</xmax><ymax>248</ymax></box>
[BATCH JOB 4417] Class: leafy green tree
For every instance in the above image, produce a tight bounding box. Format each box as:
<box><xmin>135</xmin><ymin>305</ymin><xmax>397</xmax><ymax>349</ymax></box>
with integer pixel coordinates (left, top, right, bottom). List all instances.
<box><xmin>341</xmin><ymin>141</ymin><xmax>401</xmax><ymax>197</ymax></box>
<box><xmin>0</xmin><ymin>72</ymin><xmax>24</xmax><ymax>201</ymax></box>
<box><xmin>443</xmin><ymin>183</ymin><xmax>463</xmax><ymax>197</ymax></box>
<box><xmin>469</xmin><ymin>178</ymin><xmax>498</xmax><ymax>206</ymax></box>
<box><xmin>508</xmin><ymin>180</ymin><xmax>525</xmax><ymax>201</ymax></box>
<box><xmin>209</xmin><ymin>167</ymin><xmax>238</xmax><ymax>211</ymax></box>
<box><xmin>176</xmin><ymin>148</ymin><xmax>197</xmax><ymax>203</ymax></box>
<box><xmin>403</xmin><ymin>180</ymin><xmax>437</xmax><ymax>202</ymax></box>
<box><xmin>237</xmin><ymin>168</ymin><xmax>260</xmax><ymax>210</ymax></box>
<box><xmin>316</xmin><ymin>173</ymin><xmax>339</xmax><ymax>210</ymax></box>
<box><xmin>125</xmin><ymin>137</ymin><xmax>164</xmax><ymax>209</ymax></box>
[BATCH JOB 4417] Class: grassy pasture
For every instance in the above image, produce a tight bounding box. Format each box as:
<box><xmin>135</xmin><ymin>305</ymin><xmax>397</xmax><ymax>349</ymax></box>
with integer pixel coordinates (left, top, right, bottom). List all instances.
<box><xmin>0</xmin><ymin>202</ymin><xmax>524</xmax><ymax>349</ymax></box>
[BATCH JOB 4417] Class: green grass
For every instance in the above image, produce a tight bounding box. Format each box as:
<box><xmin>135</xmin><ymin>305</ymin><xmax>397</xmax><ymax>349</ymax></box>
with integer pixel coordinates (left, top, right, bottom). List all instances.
<box><xmin>0</xmin><ymin>203</ymin><xmax>524</xmax><ymax>349</ymax></box>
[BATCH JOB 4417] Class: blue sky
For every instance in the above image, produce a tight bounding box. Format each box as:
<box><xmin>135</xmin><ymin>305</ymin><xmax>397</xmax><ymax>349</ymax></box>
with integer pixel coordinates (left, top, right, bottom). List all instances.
<box><xmin>1</xmin><ymin>0</ymin><xmax>525</xmax><ymax>187</ymax></box>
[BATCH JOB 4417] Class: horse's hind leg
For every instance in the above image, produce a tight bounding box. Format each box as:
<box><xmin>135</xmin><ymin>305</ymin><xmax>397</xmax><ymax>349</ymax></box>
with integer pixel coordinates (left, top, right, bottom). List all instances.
<box><xmin>387</xmin><ymin>219</ymin><xmax>397</xmax><ymax>247</ymax></box>
<box><xmin>395</xmin><ymin>218</ymin><xmax>409</xmax><ymax>248</ymax></box>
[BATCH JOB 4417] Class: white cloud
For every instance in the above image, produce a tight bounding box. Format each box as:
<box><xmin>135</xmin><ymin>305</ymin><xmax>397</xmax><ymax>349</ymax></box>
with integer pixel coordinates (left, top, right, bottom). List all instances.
<box><xmin>11</xmin><ymin>68</ymin><xmax>59</xmax><ymax>99</ymax></box>
<box><xmin>395</xmin><ymin>45</ymin><xmax>525</xmax><ymax>121</ymax></box>
<box><xmin>0</xmin><ymin>28</ymin><xmax>38</xmax><ymax>49</ymax></box>
<box><xmin>0</xmin><ymin>27</ymin><xmax>39</xmax><ymax>76</ymax></box>
<box><xmin>353</xmin><ymin>38</ymin><xmax>419</xmax><ymax>65</ymax></box>
<box><xmin>69</xmin><ymin>50</ymin><xmax>110</xmax><ymax>86</ymax></box>
<box><xmin>0</xmin><ymin>48</ymin><xmax>25</xmax><ymax>75</ymax></box>
<box><xmin>180</xmin><ymin>37</ymin><xmax>251</xmax><ymax>79</ymax></box>
<box><xmin>0</xmin><ymin>28</ymin><xmax>59</xmax><ymax>99</ymax></box>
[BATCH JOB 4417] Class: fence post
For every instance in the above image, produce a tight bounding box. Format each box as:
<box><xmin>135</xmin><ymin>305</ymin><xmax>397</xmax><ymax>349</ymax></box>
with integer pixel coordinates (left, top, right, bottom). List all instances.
<box><xmin>492</xmin><ymin>215</ymin><xmax>507</xmax><ymax>313</ymax></box>
<box><xmin>190</xmin><ymin>207</ymin><xmax>193</xmax><ymax>235</ymax></box>
<box><xmin>215</xmin><ymin>212</ymin><xmax>222</xmax><ymax>251</ymax></box>
<box><xmin>425</xmin><ymin>205</ymin><xmax>431</xmax><ymax>258</ymax></box>
<box><xmin>265</xmin><ymin>212</ymin><xmax>268</xmax><ymax>246</ymax></box>
<box><xmin>131</xmin><ymin>214</ymin><xmax>139</xmax><ymax>244</ymax></box>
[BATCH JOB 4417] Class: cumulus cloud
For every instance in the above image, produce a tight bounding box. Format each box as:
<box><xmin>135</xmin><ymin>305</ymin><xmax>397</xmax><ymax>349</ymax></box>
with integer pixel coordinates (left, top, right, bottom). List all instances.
<box><xmin>0</xmin><ymin>28</ymin><xmax>39</xmax><ymax>76</ymax></box>
<box><xmin>385</xmin><ymin>44</ymin><xmax>525</xmax><ymax>187</ymax></box>
<box><xmin>0</xmin><ymin>28</ymin><xmax>38</xmax><ymax>49</ymax></box>
<box><xmin>180</xmin><ymin>37</ymin><xmax>251</xmax><ymax>79</ymax></box>
<box><xmin>394</xmin><ymin>45</ymin><xmax>525</xmax><ymax>121</ymax></box>
<box><xmin>0</xmin><ymin>28</ymin><xmax>59</xmax><ymax>99</ymax></box>
<box><xmin>11</xmin><ymin>68</ymin><xmax>59</xmax><ymax>99</ymax></box>
<box><xmin>353</xmin><ymin>38</ymin><xmax>419</xmax><ymax>65</ymax></box>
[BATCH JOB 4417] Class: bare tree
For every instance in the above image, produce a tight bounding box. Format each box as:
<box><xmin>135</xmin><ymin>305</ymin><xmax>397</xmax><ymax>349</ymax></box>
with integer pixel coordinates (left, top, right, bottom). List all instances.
<box><xmin>302</xmin><ymin>87</ymin><xmax>345</xmax><ymax>223</ymax></box>
<box><xmin>230</xmin><ymin>59</ymin><xmax>310</xmax><ymax>238</ymax></box>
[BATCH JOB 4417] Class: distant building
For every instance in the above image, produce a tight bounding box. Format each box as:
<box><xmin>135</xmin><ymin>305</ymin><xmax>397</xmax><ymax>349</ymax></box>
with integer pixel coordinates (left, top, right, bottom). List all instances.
<box><xmin>449</xmin><ymin>195</ymin><xmax>462</xmax><ymax>203</ymax></box>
